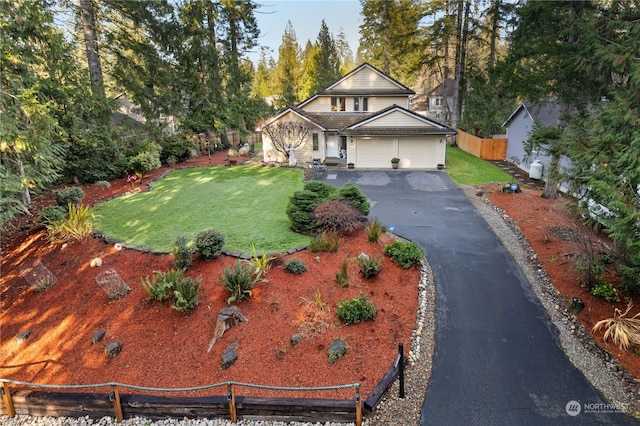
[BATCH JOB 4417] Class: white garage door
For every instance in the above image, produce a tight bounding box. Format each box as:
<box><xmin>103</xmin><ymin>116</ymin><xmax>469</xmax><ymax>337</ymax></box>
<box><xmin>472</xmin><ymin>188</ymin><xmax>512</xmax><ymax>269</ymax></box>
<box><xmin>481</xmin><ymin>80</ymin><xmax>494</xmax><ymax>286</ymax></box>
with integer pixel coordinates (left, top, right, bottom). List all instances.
<box><xmin>355</xmin><ymin>138</ymin><xmax>394</xmax><ymax>168</ymax></box>
<box><xmin>398</xmin><ymin>138</ymin><xmax>437</xmax><ymax>169</ymax></box>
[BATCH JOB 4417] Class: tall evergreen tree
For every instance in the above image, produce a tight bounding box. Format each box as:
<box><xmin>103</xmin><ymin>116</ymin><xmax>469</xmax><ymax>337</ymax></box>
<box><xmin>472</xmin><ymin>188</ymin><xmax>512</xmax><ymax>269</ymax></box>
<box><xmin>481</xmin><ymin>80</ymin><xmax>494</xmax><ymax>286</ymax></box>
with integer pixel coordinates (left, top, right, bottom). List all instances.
<box><xmin>0</xmin><ymin>0</ymin><xmax>68</xmax><ymax>228</ymax></box>
<box><xmin>308</xmin><ymin>20</ymin><xmax>341</xmax><ymax>94</ymax></box>
<box><xmin>272</xmin><ymin>20</ymin><xmax>301</xmax><ymax>109</ymax></box>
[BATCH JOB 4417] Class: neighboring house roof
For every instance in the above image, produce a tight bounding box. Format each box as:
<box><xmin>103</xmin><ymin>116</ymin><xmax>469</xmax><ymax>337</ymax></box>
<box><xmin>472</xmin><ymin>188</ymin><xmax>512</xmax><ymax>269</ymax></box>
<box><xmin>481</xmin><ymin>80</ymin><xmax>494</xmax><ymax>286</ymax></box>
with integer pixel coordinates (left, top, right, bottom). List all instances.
<box><xmin>427</xmin><ymin>78</ymin><xmax>455</xmax><ymax>98</ymax></box>
<box><xmin>503</xmin><ymin>100</ymin><xmax>562</xmax><ymax>128</ymax></box>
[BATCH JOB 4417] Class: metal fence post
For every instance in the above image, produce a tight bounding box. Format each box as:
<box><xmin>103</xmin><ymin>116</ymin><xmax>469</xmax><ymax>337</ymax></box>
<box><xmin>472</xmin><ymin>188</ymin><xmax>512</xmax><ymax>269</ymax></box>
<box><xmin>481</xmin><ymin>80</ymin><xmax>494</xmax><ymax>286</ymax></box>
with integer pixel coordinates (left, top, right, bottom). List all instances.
<box><xmin>399</xmin><ymin>343</ymin><xmax>405</xmax><ymax>399</ymax></box>
<box><xmin>355</xmin><ymin>385</ymin><xmax>362</xmax><ymax>426</ymax></box>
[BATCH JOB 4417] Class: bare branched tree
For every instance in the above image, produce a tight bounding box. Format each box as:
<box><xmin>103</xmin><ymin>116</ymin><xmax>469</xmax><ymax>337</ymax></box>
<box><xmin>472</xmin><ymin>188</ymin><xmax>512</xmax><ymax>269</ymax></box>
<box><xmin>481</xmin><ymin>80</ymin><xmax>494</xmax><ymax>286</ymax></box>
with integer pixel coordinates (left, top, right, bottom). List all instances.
<box><xmin>262</xmin><ymin>120</ymin><xmax>314</xmax><ymax>159</ymax></box>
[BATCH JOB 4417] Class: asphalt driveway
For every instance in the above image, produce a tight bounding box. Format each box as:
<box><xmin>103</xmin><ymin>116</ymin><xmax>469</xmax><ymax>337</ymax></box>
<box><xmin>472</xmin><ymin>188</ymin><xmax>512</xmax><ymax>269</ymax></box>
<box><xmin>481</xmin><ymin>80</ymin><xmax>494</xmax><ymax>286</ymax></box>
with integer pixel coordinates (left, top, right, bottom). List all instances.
<box><xmin>322</xmin><ymin>170</ymin><xmax>638</xmax><ymax>425</ymax></box>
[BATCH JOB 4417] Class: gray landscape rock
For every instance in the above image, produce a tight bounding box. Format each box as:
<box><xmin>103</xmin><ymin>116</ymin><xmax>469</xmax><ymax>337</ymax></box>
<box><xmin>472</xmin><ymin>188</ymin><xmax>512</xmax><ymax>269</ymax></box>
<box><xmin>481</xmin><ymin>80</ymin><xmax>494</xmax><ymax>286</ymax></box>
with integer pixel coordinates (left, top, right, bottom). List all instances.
<box><xmin>15</xmin><ymin>330</ymin><xmax>31</xmax><ymax>343</ymax></box>
<box><xmin>105</xmin><ymin>341</ymin><xmax>122</xmax><ymax>359</ymax></box>
<box><xmin>328</xmin><ymin>338</ymin><xmax>348</xmax><ymax>364</ymax></box>
<box><xmin>221</xmin><ymin>339</ymin><xmax>238</xmax><ymax>370</ymax></box>
<box><xmin>91</xmin><ymin>330</ymin><xmax>106</xmax><ymax>344</ymax></box>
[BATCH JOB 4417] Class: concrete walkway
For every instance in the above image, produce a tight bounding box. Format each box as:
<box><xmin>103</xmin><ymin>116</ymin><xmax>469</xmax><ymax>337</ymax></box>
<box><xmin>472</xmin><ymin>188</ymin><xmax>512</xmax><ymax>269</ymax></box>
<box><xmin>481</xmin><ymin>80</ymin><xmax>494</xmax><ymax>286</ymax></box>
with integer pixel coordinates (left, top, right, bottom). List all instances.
<box><xmin>321</xmin><ymin>170</ymin><xmax>638</xmax><ymax>425</ymax></box>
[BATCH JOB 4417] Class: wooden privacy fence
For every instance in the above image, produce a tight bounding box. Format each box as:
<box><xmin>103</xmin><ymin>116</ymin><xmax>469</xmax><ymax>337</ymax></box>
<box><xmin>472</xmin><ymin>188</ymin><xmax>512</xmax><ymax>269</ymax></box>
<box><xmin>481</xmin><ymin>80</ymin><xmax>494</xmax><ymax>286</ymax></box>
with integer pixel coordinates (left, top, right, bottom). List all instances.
<box><xmin>1</xmin><ymin>351</ymin><xmax>407</xmax><ymax>424</ymax></box>
<box><xmin>456</xmin><ymin>129</ymin><xmax>507</xmax><ymax>161</ymax></box>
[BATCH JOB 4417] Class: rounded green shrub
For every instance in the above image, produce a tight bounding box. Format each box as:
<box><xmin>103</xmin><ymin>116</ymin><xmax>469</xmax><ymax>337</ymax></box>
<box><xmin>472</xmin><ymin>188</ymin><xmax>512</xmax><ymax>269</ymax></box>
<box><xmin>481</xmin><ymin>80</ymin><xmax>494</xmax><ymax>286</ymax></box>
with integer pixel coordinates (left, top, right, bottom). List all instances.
<box><xmin>286</xmin><ymin>190</ymin><xmax>324</xmax><ymax>234</ymax></box>
<box><xmin>283</xmin><ymin>258</ymin><xmax>307</xmax><ymax>274</ymax></box>
<box><xmin>55</xmin><ymin>187</ymin><xmax>85</xmax><ymax>208</ymax></box>
<box><xmin>383</xmin><ymin>241</ymin><xmax>424</xmax><ymax>268</ymax></box>
<box><xmin>171</xmin><ymin>235</ymin><xmax>194</xmax><ymax>270</ymax></box>
<box><xmin>335</xmin><ymin>183</ymin><xmax>370</xmax><ymax>215</ymax></box>
<box><xmin>337</xmin><ymin>292</ymin><xmax>377</xmax><ymax>324</ymax></box>
<box><xmin>38</xmin><ymin>205</ymin><xmax>67</xmax><ymax>225</ymax></box>
<box><xmin>304</xmin><ymin>181</ymin><xmax>337</xmax><ymax>199</ymax></box>
<box><xmin>195</xmin><ymin>229</ymin><xmax>225</xmax><ymax>260</ymax></box>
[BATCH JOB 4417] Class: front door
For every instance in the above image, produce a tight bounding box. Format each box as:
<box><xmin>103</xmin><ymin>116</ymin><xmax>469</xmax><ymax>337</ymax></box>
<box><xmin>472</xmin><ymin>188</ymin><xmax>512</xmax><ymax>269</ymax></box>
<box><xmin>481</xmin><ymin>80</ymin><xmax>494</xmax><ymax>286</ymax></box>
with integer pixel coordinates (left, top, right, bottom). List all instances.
<box><xmin>325</xmin><ymin>133</ymin><xmax>339</xmax><ymax>157</ymax></box>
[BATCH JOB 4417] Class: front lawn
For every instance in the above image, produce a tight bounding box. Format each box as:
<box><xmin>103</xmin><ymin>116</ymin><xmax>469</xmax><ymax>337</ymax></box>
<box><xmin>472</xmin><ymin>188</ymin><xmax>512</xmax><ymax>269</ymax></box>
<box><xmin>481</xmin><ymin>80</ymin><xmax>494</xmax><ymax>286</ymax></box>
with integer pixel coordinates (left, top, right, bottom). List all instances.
<box><xmin>92</xmin><ymin>166</ymin><xmax>308</xmax><ymax>253</ymax></box>
<box><xmin>445</xmin><ymin>145</ymin><xmax>513</xmax><ymax>185</ymax></box>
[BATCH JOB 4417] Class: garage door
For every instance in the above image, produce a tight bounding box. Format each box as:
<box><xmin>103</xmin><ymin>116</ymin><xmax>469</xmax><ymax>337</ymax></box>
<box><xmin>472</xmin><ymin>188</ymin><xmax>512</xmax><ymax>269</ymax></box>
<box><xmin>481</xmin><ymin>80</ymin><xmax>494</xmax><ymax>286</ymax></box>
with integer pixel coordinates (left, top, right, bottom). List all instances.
<box><xmin>355</xmin><ymin>138</ymin><xmax>394</xmax><ymax>168</ymax></box>
<box><xmin>398</xmin><ymin>138</ymin><xmax>437</xmax><ymax>169</ymax></box>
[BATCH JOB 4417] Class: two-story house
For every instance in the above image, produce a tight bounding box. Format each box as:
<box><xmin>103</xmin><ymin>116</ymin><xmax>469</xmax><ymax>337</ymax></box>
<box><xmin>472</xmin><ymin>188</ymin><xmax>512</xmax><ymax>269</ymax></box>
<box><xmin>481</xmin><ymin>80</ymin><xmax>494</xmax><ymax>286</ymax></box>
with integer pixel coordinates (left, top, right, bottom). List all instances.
<box><xmin>260</xmin><ymin>63</ymin><xmax>456</xmax><ymax>169</ymax></box>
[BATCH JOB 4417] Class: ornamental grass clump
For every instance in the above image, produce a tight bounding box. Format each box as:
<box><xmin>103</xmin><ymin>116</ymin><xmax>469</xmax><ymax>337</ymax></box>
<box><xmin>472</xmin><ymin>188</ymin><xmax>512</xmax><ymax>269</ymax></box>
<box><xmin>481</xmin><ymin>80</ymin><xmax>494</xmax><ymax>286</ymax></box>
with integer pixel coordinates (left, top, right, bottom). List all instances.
<box><xmin>592</xmin><ymin>302</ymin><xmax>640</xmax><ymax>351</ymax></box>
<box><xmin>142</xmin><ymin>268</ymin><xmax>201</xmax><ymax>312</ymax></box>
<box><xmin>220</xmin><ymin>260</ymin><xmax>263</xmax><ymax>304</ymax></box>
<box><xmin>337</xmin><ymin>292</ymin><xmax>377</xmax><ymax>324</ymax></box>
<box><xmin>46</xmin><ymin>203</ymin><xmax>95</xmax><ymax>242</ymax></box>
<box><xmin>366</xmin><ymin>219</ymin><xmax>386</xmax><ymax>242</ymax></box>
<box><xmin>356</xmin><ymin>254</ymin><xmax>382</xmax><ymax>279</ymax></box>
<box><xmin>309</xmin><ymin>232</ymin><xmax>340</xmax><ymax>253</ymax></box>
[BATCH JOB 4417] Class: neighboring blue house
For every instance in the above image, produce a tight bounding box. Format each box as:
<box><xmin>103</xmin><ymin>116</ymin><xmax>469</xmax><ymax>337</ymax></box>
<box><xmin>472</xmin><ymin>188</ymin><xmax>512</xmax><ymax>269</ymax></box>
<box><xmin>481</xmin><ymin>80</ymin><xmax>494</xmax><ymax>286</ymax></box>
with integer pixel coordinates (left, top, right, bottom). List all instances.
<box><xmin>502</xmin><ymin>100</ymin><xmax>564</xmax><ymax>178</ymax></box>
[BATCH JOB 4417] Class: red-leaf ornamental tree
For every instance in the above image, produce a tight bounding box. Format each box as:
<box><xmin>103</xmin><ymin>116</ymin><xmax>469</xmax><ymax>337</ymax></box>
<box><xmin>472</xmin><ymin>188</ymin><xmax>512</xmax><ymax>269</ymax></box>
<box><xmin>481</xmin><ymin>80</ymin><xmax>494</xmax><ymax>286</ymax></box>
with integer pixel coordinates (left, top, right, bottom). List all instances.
<box><xmin>262</xmin><ymin>120</ymin><xmax>314</xmax><ymax>160</ymax></box>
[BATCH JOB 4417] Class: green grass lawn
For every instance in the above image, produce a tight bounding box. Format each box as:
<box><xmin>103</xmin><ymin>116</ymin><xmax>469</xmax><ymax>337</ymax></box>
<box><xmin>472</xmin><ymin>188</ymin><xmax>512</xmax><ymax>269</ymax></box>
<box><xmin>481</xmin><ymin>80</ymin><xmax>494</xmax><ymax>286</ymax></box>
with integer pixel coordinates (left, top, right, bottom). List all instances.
<box><xmin>92</xmin><ymin>166</ymin><xmax>308</xmax><ymax>254</ymax></box>
<box><xmin>445</xmin><ymin>145</ymin><xmax>514</xmax><ymax>185</ymax></box>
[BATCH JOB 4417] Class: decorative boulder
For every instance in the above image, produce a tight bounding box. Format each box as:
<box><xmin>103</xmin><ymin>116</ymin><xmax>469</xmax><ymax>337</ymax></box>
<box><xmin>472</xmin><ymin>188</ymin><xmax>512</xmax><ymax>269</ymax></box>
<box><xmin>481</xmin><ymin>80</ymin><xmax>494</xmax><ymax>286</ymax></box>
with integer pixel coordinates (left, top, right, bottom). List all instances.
<box><xmin>328</xmin><ymin>338</ymin><xmax>348</xmax><ymax>364</ymax></box>
<box><xmin>90</xmin><ymin>257</ymin><xmax>103</xmax><ymax>267</ymax></box>
<box><xmin>91</xmin><ymin>330</ymin><xmax>106</xmax><ymax>344</ymax></box>
<box><xmin>16</xmin><ymin>330</ymin><xmax>32</xmax><ymax>343</ymax></box>
<box><xmin>105</xmin><ymin>341</ymin><xmax>122</xmax><ymax>359</ymax></box>
<box><xmin>221</xmin><ymin>339</ymin><xmax>238</xmax><ymax>370</ymax></box>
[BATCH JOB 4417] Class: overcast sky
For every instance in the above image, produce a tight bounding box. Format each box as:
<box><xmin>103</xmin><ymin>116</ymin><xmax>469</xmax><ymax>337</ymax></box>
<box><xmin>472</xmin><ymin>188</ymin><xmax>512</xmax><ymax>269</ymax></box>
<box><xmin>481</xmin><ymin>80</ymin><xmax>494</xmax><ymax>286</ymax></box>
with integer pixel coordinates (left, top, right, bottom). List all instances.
<box><xmin>250</xmin><ymin>0</ymin><xmax>362</xmax><ymax>62</ymax></box>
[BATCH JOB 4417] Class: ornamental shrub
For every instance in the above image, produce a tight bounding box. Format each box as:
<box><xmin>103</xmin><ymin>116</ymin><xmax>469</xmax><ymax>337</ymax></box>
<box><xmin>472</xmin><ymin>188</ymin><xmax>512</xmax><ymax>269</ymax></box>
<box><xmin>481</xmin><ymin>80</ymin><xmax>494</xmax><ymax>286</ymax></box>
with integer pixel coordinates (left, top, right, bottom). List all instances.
<box><xmin>173</xmin><ymin>276</ymin><xmax>202</xmax><ymax>312</ymax></box>
<box><xmin>159</xmin><ymin>133</ymin><xmax>196</xmax><ymax>164</ymax></box>
<box><xmin>46</xmin><ymin>203</ymin><xmax>94</xmax><ymax>242</ymax></box>
<box><xmin>195</xmin><ymin>229</ymin><xmax>225</xmax><ymax>260</ymax></box>
<box><xmin>314</xmin><ymin>200</ymin><xmax>366</xmax><ymax>235</ymax></box>
<box><xmin>337</xmin><ymin>292</ymin><xmax>377</xmax><ymax>324</ymax></box>
<box><xmin>283</xmin><ymin>258</ymin><xmax>307</xmax><ymax>274</ymax></box>
<box><xmin>335</xmin><ymin>259</ymin><xmax>349</xmax><ymax>288</ymax></box>
<box><xmin>220</xmin><ymin>260</ymin><xmax>263</xmax><ymax>304</ymax></box>
<box><xmin>171</xmin><ymin>235</ymin><xmax>194</xmax><ymax>270</ymax></box>
<box><xmin>356</xmin><ymin>254</ymin><xmax>382</xmax><ymax>279</ymax></box>
<box><xmin>591</xmin><ymin>282</ymin><xmax>620</xmax><ymax>302</ymax></box>
<box><xmin>142</xmin><ymin>268</ymin><xmax>184</xmax><ymax>301</ymax></box>
<box><xmin>383</xmin><ymin>241</ymin><xmax>424</xmax><ymax>268</ymax></box>
<box><xmin>304</xmin><ymin>181</ymin><xmax>337</xmax><ymax>199</ymax></box>
<box><xmin>55</xmin><ymin>187</ymin><xmax>85</xmax><ymax>208</ymax></box>
<box><xmin>128</xmin><ymin>147</ymin><xmax>161</xmax><ymax>177</ymax></box>
<box><xmin>335</xmin><ymin>183</ymin><xmax>370</xmax><ymax>215</ymax></box>
<box><xmin>38</xmin><ymin>205</ymin><xmax>67</xmax><ymax>225</ymax></box>
<box><xmin>286</xmin><ymin>190</ymin><xmax>325</xmax><ymax>234</ymax></box>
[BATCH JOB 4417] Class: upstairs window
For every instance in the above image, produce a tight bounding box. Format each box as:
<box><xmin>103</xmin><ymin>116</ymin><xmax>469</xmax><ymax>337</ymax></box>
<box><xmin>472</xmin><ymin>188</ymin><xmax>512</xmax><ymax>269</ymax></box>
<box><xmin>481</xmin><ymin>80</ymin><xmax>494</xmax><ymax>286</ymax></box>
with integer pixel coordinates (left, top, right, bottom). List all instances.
<box><xmin>354</xmin><ymin>97</ymin><xmax>369</xmax><ymax>112</ymax></box>
<box><xmin>331</xmin><ymin>97</ymin><xmax>346</xmax><ymax>111</ymax></box>
<box><xmin>435</xmin><ymin>97</ymin><xmax>443</xmax><ymax>106</ymax></box>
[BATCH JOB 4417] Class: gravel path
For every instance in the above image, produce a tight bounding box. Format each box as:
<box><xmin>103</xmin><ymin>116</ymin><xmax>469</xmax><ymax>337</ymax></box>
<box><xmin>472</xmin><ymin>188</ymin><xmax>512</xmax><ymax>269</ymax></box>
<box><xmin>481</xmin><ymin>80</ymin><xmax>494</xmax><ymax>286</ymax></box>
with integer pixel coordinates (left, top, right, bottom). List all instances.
<box><xmin>3</xmin><ymin>186</ymin><xmax>638</xmax><ymax>426</ymax></box>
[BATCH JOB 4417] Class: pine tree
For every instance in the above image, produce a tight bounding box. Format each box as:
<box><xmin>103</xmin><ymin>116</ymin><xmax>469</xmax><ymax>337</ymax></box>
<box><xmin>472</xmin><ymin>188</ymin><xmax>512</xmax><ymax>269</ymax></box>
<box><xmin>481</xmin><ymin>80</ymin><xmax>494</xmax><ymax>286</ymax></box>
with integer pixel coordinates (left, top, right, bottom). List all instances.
<box><xmin>272</xmin><ymin>20</ymin><xmax>301</xmax><ymax>109</ymax></box>
<box><xmin>308</xmin><ymin>20</ymin><xmax>341</xmax><ymax>94</ymax></box>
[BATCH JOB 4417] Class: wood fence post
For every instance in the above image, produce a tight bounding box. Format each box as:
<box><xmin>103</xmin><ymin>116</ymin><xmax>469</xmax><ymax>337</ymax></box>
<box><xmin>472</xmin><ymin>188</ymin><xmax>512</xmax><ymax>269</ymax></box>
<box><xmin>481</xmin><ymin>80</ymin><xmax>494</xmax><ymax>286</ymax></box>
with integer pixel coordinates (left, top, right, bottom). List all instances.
<box><xmin>355</xmin><ymin>385</ymin><xmax>362</xmax><ymax>426</ymax></box>
<box><xmin>227</xmin><ymin>384</ymin><xmax>237</xmax><ymax>422</ymax></box>
<box><xmin>110</xmin><ymin>385</ymin><xmax>123</xmax><ymax>422</ymax></box>
<box><xmin>1</xmin><ymin>381</ymin><xmax>15</xmax><ymax>418</ymax></box>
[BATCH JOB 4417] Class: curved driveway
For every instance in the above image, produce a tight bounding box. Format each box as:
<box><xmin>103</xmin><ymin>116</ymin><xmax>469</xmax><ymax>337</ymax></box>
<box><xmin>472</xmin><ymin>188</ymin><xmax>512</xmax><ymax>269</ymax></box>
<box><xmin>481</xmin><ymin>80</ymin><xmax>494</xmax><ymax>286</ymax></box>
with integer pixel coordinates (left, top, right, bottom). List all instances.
<box><xmin>322</xmin><ymin>170</ymin><xmax>638</xmax><ymax>425</ymax></box>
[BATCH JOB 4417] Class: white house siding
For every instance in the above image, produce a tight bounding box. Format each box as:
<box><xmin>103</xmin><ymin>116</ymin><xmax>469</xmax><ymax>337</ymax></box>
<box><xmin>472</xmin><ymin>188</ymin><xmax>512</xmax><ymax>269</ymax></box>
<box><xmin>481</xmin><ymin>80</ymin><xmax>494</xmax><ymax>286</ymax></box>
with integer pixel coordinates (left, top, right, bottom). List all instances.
<box><xmin>301</xmin><ymin>95</ymin><xmax>408</xmax><ymax>113</ymax></box>
<box><xmin>397</xmin><ymin>138</ymin><xmax>441</xmax><ymax>169</ymax></box>
<box><xmin>360</xmin><ymin>110</ymin><xmax>427</xmax><ymax>128</ymax></box>
<box><xmin>505</xmin><ymin>109</ymin><xmax>535</xmax><ymax>170</ymax></box>
<box><xmin>262</xmin><ymin>113</ymin><xmax>324</xmax><ymax>164</ymax></box>
<box><xmin>331</xmin><ymin>67</ymin><xmax>402</xmax><ymax>91</ymax></box>
<box><xmin>353</xmin><ymin>137</ymin><xmax>395</xmax><ymax>168</ymax></box>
